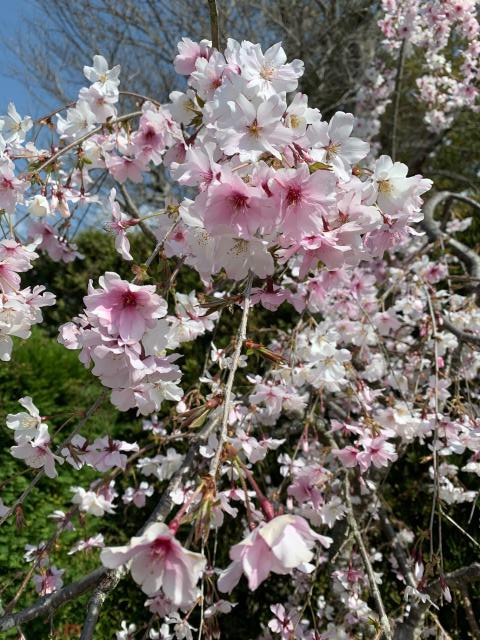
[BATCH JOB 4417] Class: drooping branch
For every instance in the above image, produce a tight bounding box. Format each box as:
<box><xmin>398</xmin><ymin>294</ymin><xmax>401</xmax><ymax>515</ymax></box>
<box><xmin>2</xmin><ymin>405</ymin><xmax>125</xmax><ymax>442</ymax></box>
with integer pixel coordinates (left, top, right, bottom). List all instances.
<box><xmin>344</xmin><ymin>476</ymin><xmax>393</xmax><ymax>639</ymax></box>
<box><xmin>0</xmin><ymin>413</ymin><xmax>219</xmax><ymax>633</ymax></box>
<box><xmin>142</xmin><ymin>414</ymin><xmax>220</xmax><ymax>531</ymax></box>
<box><xmin>209</xmin><ymin>271</ymin><xmax>254</xmax><ymax>479</ymax></box>
<box><xmin>1</xmin><ymin>229</ymin><xmax>174</xmax><ymax>527</ymax></box>
<box><xmin>0</xmin><ymin>389</ymin><xmax>109</xmax><ymax>527</ymax></box>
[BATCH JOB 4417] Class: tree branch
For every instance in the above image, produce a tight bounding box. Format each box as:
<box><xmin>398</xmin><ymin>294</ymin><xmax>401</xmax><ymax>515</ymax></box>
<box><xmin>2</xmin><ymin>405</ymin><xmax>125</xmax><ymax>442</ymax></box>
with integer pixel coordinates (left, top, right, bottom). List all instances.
<box><xmin>422</xmin><ymin>191</ymin><xmax>480</xmax><ymax>280</ymax></box>
<box><xmin>0</xmin><ymin>568</ymin><xmax>108</xmax><ymax>632</ymax></box>
<box><xmin>344</xmin><ymin>476</ymin><xmax>393</xmax><ymax>639</ymax></box>
<box><xmin>207</xmin><ymin>0</ymin><xmax>220</xmax><ymax>49</ymax></box>
<box><xmin>441</xmin><ymin>317</ymin><xmax>480</xmax><ymax>346</ymax></box>
<box><xmin>394</xmin><ymin>563</ymin><xmax>480</xmax><ymax>640</ymax></box>
<box><xmin>79</xmin><ymin>569</ymin><xmax>122</xmax><ymax>640</ymax></box>
<box><xmin>32</xmin><ymin>111</ymin><xmax>142</xmax><ymax>176</ymax></box>
<box><xmin>0</xmin><ymin>389</ymin><xmax>109</xmax><ymax>526</ymax></box>
<box><xmin>117</xmin><ymin>182</ymin><xmax>158</xmax><ymax>244</ymax></box>
<box><xmin>209</xmin><ymin>271</ymin><xmax>253</xmax><ymax>479</ymax></box>
<box><xmin>391</xmin><ymin>39</ymin><xmax>406</xmax><ymax>161</ymax></box>
<box><xmin>0</xmin><ymin>413</ymin><xmax>219</xmax><ymax>633</ymax></box>
<box><xmin>458</xmin><ymin>584</ymin><xmax>480</xmax><ymax>640</ymax></box>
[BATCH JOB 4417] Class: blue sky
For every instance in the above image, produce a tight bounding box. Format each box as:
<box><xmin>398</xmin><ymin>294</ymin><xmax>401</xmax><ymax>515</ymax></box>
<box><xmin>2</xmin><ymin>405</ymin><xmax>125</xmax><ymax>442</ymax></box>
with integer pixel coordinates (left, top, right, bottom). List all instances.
<box><xmin>0</xmin><ymin>0</ymin><xmax>44</xmax><ymax>116</ymax></box>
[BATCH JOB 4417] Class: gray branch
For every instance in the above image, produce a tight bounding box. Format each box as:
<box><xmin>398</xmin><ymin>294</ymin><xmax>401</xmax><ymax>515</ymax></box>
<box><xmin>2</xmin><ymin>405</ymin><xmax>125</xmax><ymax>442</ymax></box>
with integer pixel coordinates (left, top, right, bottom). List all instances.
<box><xmin>0</xmin><ymin>568</ymin><xmax>108</xmax><ymax>632</ymax></box>
<box><xmin>394</xmin><ymin>563</ymin><xmax>480</xmax><ymax>640</ymax></box>
<box><xmin>79</xmin><ymin>569</ymin><xmax>122</xmax><ymax>640</ymax></box>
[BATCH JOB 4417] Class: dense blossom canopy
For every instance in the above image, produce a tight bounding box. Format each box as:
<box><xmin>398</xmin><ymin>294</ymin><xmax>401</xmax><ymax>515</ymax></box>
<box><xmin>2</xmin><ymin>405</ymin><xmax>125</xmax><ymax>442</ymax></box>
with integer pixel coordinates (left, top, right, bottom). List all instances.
<box><xmin>0</xmin><ymin>3</ymin><xmax>479</xmax><ymax>639</ymax></box>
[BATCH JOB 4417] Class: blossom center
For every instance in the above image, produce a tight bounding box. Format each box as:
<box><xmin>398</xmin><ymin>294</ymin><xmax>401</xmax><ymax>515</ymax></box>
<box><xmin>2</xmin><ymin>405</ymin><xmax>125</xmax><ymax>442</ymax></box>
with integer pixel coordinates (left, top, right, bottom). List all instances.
<box><xmin>326</xmin><ymin>142</ymin><xmax>340</xmax><ymax>158</ymax></box>
<box><xmin>121</xmin><ymin>291</ymin><xmax>138</xmax><ymax>307</ymax></box>
<box><xmin>231</xmin><ymin>239</ymin><xmax>248</xmax><ymax>256</ymax></box>
<box><xmin>229</xmin><ymin>191</ymin><xmax>249</xmax><ymax>210</ymax></box>
<box><xmin>286</xmin><ymin>184</ymin><xmax>302</xmax><ymax>206</ymax></box>
<box><xmin>289</xmin><ymin>114</ymin><xmax>301</xmax><ymax>129</ymax></box>
<box><xmin>247</xmin><ymin>119</ymin><xmax>262</xmax><ymax>138</ymax></box>
<box><xmin>23</xmin><ymin>416</ymin><xmax>39</xmax><ymax>429</ymax></box>
<box><xmin>150</xmin><ymin>537</ymin><xmax>174</xmax><ymax>558</ymax></box>
<box><xmin>260</xmin><ymin>65</ymin><xmax>274</xmax><ymax>80</ymax></box>
<box><xmin>378</xmin><ymin>179</ymin><xmax>393</xmax><ymax>194</ymax></box>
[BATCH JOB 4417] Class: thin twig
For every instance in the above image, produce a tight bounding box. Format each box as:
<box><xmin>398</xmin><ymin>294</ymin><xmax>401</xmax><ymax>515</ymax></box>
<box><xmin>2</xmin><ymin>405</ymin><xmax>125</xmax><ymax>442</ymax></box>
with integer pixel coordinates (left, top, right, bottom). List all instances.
<box><xmin>1</xmin><ymin>226</ymin><xmax>176</xmax><ymax>526</ymax></box>
<box><xmin>117</xmin><ymin>182</ymin><xmax>157</xmax><ymax>243</ymax></box>
<box><xmin>32</xmin><ymin>111</ymin><xmax>142</xmax><ymax>176</ymax></box>
<box><xmin>0</xmin><ymin>389</ymin><xmax>108</xmax><ymax>526</ymax></box>
<box><xmin>209</xmin><ymin>271</ymin><xmax>253</xmax><ymax>479</ymax></box>
<box><xmin>344</xmin><ymin>475</ymin><xmax>393</xmax><ymax>639</ymax></box>
<box><xmin>1</xmin><ymin>415</ymin><xmax>219</xmax><ymax>633</ymax></box>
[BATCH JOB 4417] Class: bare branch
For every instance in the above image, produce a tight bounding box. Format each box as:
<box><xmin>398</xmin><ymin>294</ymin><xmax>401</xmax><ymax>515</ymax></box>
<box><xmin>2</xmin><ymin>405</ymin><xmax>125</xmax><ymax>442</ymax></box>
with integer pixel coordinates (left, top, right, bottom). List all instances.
<box><xmin>378</xmin><ymin>507</ymin><xmax>416</xmax><ymax>588</ymax></box>
<box><xmin>207</xmin><ymin>0</ymin><xmax>220</xmax><ymax>49</ymax></box>
<box><xmin>441</xmin><ymin>317</ymin><xmax>480</xmax><ymax>346</ymax></box>
<box><xmin>422</xmin><ymin>191</ymin><xmax>480</xmax><ymax>280</ymax></box>
<box><xmin>0</xmin><ymin>568</ymin><xmax>108</xmax><ymax>632</ymax></box>
<box><xmin>344</xmin><ymin>476</ymin><xmax>393</xmax><ymax>639</ymax></box>
<box><xmin>209</xmin><ymin>271</ymin><xmax>254</xmax><ymax>479</ymax></box>
<box><xmin>79</xmin><ymin>569</ymin><xmax>123</xmax><ymax>640</ymax></box>
<box><xmin>117</xmin><ymin>183</ymin><xmax>158</xmax><ymax>244</ymax></box>
<box><xmin>394</xmin><ymin>564</ymin><xmax>480</xmax><ymax>640</ymax></box>
<box><xmin>391</xmin><ymin>39</ymin><xmax>407</xmax><ymax>161</ymax></box>
<box><xmin>33</xmin><ymin>111</ymin><xmax>143</xmax><ymax>176</ymax></box>
<box><xmin>458</xmin><ymin>585</ymin><xmax>480</xmax><ymax>640</ymax></box>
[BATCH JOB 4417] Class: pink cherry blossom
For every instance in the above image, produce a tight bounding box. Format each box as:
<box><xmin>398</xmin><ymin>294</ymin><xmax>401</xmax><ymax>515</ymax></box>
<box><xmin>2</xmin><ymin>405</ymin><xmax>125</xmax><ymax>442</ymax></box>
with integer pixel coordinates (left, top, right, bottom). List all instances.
<box><xmin>100</xmin><ymin>522</ymin><xmax>206</xmax><ymax>604</ymax></box>
<box><xmin>33</xmin><ymin>567</ymin><xmax>64</xmax><ymax>595</ymax></box>
<box><xmin>11</xmin><ymin>423</ymin><xmax>63</xmax><ymax>478</ymax></box>
<box><xmin>270</xmin><ymin>163</ymin><xmax>337</xmax><ymax>240</ymax></box>
<box><xmin>83</xmin><ymin>273</ymin><xmax>167</xmax><ymax>342</ymax></box>
<box><xmin>218</xmin><ymin>515</ymin><xmax>332</xmax><ymax>592</ymax></box>
<box><xmin>198</xmin><ymin>172</ymin><xmax>274</xmax><ymax>238</ymax></box>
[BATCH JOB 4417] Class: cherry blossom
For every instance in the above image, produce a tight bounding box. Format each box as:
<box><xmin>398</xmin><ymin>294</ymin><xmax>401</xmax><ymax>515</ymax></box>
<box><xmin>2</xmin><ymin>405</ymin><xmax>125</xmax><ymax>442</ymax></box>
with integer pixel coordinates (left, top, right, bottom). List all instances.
<box><xmin>101</xmin><ymin>522</ymin><xmax>206</xmax><ymax>604</ymax></box>
<box><xmin>218</xmin><ymin>515</ymin><xmax>332</xmax><ymax>592</ymax></box>
<box><xmin>11</xmin><ymin>423</ymin><xmax>63</xmax><ymax>478</ymax></box>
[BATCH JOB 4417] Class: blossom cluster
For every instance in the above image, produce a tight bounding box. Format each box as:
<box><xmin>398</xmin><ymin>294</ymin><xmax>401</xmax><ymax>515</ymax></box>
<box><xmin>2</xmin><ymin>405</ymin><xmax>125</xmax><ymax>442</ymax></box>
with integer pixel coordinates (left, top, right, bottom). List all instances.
<box><xmin>379</xmin><ymin>0</ymin><xmax>479</xmax><ymax>132</ymax></box>
<box><xmin>0</xmin><ymin>239</ymin><xmax>55</xmax><ymax>360</ymax></box>
<box><xmin>163</xmin><ymin>38</ymin><xmax>431</xmax><ymax>283</ymax></box>
<box><xmin>58</xmin><ymin>273</ymin><xmax>183</xmax><ymax>414</ymax></box>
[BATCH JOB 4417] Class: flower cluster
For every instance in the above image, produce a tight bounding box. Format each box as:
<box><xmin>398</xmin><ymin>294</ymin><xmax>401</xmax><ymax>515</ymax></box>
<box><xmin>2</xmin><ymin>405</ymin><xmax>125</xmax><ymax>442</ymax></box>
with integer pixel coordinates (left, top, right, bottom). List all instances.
<box><xmin>379</xmin><ymin>0</ymin><xmax>479</xmax><ymax>131</ymax></box>
<box><xmin>59</xmin><ymin>273</ymin><xmax>183</xmax><ymax>414</ymax></box>
<box><xmin>0</xmin><ymin>239</ymin><xmax>55</xmax><ymax>360</ymax></box>
<box><xmin>163</xmin><ymin>38</ymin><xmax>431</xmax><ymax>282</ymax></box>
<box><xmin>7</xmin><ymin>397</ymin><xmax>62</xmax><ymax>478</ymax></box>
